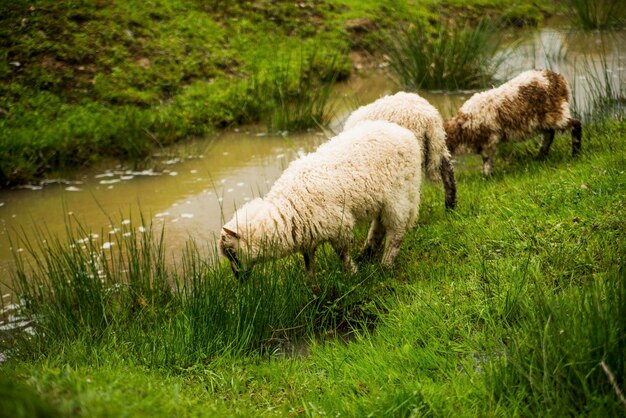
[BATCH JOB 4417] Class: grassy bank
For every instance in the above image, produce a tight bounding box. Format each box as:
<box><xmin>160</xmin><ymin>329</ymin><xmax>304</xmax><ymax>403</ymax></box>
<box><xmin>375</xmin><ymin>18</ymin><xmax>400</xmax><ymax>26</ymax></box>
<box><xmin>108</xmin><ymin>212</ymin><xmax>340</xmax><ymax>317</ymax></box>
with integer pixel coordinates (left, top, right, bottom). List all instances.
<box><xmin>2</xmin><ymin>116</ymin><xmax>625</xmax><ymax>416</ymax></box>
<box><xmin>0</xmin><ymin>0</ymin><xmax>555</xmax><ymax>187</ymax></box>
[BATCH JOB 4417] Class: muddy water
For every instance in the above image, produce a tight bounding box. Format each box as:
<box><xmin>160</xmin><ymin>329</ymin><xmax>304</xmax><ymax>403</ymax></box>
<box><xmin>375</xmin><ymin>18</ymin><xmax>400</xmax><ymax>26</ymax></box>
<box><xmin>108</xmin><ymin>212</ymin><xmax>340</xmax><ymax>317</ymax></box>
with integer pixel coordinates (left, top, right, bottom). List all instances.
<box><xmin>0</xmin><ymin>130</ymin><xmax>328</xmax><ymax>292</ymax></box>
<box><xmin>1</xmin><ymin>22</ymin><xmax>624</xmax><ymax>296</ymax></box>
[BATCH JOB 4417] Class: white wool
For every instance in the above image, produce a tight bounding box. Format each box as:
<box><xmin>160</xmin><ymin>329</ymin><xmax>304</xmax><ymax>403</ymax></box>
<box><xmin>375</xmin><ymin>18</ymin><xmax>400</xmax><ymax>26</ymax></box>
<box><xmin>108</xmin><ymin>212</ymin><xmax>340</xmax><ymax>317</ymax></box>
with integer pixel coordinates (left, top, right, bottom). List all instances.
<box><xmin>445</xmin><ymin>69</ymin><xmax>580</xmax><ymax>176</ymax></box>
<box><xmin>458</xmin><ymin>70</ymin><xmax>571</xmax><ymax>140</ymax></box>
<box><xmin>343</xmin><ymin>91</ymin><xmax>450</xmax><ymax>182</ymax></box>
<box><xmin>221</xmin><ymin>120</ymin><xmax>422</xmax><ymax>272</ymax></box>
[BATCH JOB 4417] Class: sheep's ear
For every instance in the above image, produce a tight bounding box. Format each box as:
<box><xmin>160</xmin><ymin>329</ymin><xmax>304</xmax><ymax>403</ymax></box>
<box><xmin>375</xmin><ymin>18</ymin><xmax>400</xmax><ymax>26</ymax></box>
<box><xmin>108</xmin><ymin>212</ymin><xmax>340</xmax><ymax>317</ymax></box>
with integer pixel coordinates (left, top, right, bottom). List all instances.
<box><xmin>223</xmin><ymin>227</ymin><xmax>241</xmax><ymax>239</ymax></box>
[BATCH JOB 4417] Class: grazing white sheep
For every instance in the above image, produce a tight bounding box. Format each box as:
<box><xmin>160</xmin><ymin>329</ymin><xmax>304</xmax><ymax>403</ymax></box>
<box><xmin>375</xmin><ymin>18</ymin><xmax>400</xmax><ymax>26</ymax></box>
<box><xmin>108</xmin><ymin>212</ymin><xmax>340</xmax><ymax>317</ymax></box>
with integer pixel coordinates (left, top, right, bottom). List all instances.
<box><xmin>444</xmin><ymin>69</ymin><xmax>582</xmax><ymax>176</ymax></box>
<box><xmin>343</xmin><ymin>92</ymin><xmax>457</xmax><ymax>209</ymax></box>
<box><xmin>220</xmin><ymin>120</ymin><xmax>422</xmax><ymax>279</ymax></box>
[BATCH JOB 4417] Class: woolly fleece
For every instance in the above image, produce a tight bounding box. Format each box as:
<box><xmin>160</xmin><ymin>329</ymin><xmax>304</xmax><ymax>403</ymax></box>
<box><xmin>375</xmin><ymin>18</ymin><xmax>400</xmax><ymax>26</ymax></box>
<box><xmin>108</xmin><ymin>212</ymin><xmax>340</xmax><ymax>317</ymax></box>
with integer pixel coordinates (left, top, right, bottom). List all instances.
<box><xmin>344</xmin><ymin>92</ymin><xmax>450</xmax><ymax>182</ymax></box>
<box><xmin>444</xmin><ymin>69</ymin><xmax>581</xmax><ymax>175</ymax></box>
<box><xmin>220</xmin><ymin>120</ymin><xmax>422</xmax><ymax>275</ymax></box>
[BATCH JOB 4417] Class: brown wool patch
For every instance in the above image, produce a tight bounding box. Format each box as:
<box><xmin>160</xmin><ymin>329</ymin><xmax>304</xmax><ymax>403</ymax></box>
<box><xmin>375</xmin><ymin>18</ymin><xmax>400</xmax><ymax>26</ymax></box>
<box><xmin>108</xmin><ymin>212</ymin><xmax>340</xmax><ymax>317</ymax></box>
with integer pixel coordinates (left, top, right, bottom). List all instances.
<box><xmin>496</xmin><ymin>72</ymin><xmax>567</xmax><ymax>138</ymax></box>
<box><xmin>449</xmin><ymin>112</ymin><xmax>494</xmax><ymax>152</ymax></box>
<box><xmin>504</xmin><ymin>80</ymin><xmax>547</xmax><ymax>130</ymax></box>
<box><xmin>444</xmin><ymin>117</ymin><xmax>464</xmax><ymax>152</ymax></box>
<box><xmin>543</xmin><ymin>70</ymin><xmax>570</xmax><ymax>126</ymax></box>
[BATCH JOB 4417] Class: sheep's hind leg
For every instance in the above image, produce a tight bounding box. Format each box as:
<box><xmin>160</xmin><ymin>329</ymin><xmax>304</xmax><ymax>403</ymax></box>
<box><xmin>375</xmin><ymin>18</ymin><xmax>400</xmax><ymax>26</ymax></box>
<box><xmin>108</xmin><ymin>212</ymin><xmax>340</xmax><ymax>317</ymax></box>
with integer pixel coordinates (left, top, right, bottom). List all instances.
<box><xmin>380</xmin><ymin>228</ymin><xmax>406</xmax><ymax>268</ymax></box>
<box><xmin>569</xmin><ymin>118</ymin><xmax>582</xmax><ymax>156</ymax></box>
<box><xmin>440</xmin><ymin>157</ymin><xmax>457</xmax><ymax>210</ymax></box>
<box><xmin>538</xmin><ymin>129</ymin><xmax>555</xmax><ymax>159</ymax></box>
<box><xmin>359</xmin><ymin>215</ymin><xmax>385</xmax><ymax>260</ymax></box>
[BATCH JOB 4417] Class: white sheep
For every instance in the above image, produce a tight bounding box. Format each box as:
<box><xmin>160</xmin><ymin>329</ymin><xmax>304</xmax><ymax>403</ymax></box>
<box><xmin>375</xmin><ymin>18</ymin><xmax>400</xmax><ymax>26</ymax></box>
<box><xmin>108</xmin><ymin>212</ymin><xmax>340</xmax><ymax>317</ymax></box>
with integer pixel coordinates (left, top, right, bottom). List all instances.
<box><xmin>220</xmin><ymin>120</ymin><xmax>422</xmax><ymax>278</ymax></box>
<box><xmin>444</xmin><ymin>69</ymin><xmax>582</xmax><ymax>176</ymax></box>
<box><xmin>343</xmin><ymin>92</ymin><xmax>457</xmax><ymax>209</ymax></box>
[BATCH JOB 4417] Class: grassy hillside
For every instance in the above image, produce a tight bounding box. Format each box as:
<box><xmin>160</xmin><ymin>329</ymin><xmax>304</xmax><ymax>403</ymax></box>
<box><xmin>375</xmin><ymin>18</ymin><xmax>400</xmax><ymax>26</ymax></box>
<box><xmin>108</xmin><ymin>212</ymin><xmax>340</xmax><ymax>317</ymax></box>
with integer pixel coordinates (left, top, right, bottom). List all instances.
<box><xmin>0</xmin><ymin>0</ymin><xmax>552</xmax><ymax>186</ymax></box>
<box><xmin>2</xmin><ymin>117</ymin><xmax>624</xmax><ymax>416</ymax></box>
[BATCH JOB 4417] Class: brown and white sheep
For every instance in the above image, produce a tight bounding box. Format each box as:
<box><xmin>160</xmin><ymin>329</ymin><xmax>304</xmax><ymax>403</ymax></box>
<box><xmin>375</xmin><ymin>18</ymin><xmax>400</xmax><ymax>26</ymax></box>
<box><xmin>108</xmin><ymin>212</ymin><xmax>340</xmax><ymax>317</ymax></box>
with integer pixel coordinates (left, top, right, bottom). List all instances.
<box><xmin>444</xmin><ymin>69</ymin><xmax>582</xmax><ymax>176</ymax></box>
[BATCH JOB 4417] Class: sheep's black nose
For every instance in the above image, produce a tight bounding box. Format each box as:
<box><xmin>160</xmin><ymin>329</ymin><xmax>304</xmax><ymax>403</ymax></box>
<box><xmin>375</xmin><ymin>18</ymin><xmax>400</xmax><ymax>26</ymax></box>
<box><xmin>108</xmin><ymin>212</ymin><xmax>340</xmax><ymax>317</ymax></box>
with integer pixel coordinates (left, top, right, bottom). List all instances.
<box><xmin>230</xmin><ymin>259</ymin><xmax>250</xmax><ymax>282</ymax></box>
<box><xmin>230</xmin><ymin>261</ymin><xmax>240</xmax><ymax>280</ymax></box>
<box><xmin>236</xmin><ymin>269</ymin><xmax>251</xmax><ymax>282</ymax></box>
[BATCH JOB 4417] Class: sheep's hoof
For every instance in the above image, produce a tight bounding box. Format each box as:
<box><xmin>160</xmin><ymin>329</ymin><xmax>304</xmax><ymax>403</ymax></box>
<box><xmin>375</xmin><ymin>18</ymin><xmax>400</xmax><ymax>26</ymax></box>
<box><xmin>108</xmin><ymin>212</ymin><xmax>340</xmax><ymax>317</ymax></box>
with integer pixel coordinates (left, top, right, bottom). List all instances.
<box><xmin>311</xmin><ymin>283</ymin><xmax>322</xmax><ymax>296</ymax></box>
<box><xmin>380</xmin><ymin>261</ymin><xmax>395</xmax><ymax>270</ymax></box>
<box><xmin>445</xmin><ymin>198</ymin><xmax>457</xmax><ymax>211</ymax></box>
<box><xmin>344</xmin><ymin>262</ymin><xmax>358</xmax><ymax>274</ymax></box>
<box><xmin>356</xmin><ymin>247</ymin><xmax>377</xmax><ymax>262</ymax></box>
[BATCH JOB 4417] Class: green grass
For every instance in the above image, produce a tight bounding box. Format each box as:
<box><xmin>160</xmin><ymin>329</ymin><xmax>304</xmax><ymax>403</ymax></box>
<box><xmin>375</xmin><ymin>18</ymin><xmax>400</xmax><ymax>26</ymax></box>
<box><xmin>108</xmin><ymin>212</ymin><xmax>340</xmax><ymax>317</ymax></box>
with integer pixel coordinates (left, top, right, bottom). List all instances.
<box><xmin>486</xmin><ymin>265</ymin><xmax>626</xmax><ymax>416</ymax></box>
<box><xmin>263</xmin><ymin>48</ymin><xmax>345</xmax><ymax>132</ymax></box>
<box><xmin>0</xmin><ymin>375</ymin><xmax>60</xmax><ymax>418</ymax></box>
<box><xmin>566</xmin><ymin>0</ymin><xmax>626</xmax><ymax>29</ymax></box>
<box><xmin>1</xmin><ymin>117</ymin><xmax>625</xmax><ymax>416</ymax></box>
<box><xmin>0</xmin><ymin>0</ymin><xmax>553</xmax><ymax>187</ymax></box>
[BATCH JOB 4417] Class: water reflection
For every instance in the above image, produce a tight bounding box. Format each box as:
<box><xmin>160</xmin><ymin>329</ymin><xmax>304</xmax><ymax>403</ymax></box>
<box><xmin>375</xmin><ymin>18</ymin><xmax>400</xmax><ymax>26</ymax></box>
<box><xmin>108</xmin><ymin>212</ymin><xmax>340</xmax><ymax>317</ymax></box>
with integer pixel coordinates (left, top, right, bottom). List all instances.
<box><xmin>497</xmin><ymin>24</ymin><xmax>625</xmax><ymax>116</ymax></box>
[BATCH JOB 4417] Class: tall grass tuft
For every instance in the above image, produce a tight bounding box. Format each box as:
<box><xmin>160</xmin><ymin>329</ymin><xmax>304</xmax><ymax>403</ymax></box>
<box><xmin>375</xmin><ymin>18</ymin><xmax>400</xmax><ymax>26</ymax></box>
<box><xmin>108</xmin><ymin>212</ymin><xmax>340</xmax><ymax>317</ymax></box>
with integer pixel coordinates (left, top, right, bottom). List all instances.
<box><xmin>8</xmin><ymin>219</ymin><xmax>388</xmax><ymax>366</ymax></box>
<box><xmin>486</xmin><ymin>261</ymin><xmax>626</xmax><ymax>415</ymax></box>
<box><xmin>386</xmin><ymin>20</ymin><xmax>505</xmax><ymax>91</ymax></box>
<box><xmin>11</xmin><ymin>217</ymin><xmax>175</xmax><ymax>345</ymax></box>
<box><xmin>571</xmin><ymin>48</ymin><xmax>626</xmax><ymax>122</ymax></box>
<box><xmin>566</xmin><ymin>0</ymin><xmax>625</xmax><ymax>29</ymax></box>
<box><xmin>262</xmin><ymin>48</ymin><xmax>344</xmax><ymax>132</ymax></box>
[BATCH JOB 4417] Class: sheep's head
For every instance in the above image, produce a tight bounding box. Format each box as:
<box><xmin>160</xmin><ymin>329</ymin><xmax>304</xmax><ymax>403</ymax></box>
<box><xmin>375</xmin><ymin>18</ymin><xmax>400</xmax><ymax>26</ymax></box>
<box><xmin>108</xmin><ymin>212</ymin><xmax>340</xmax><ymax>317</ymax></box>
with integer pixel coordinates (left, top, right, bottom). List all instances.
<box><xmin>220</xmin><ymin>226</ymin><xmax>247</xmax><ymax>280</ymax></box>
<box><xmin>443</xmin><ymin>117</ymin><xmax>463</xmax><ymax>153</ymax></box>
<box><xmin>219</xmin><ymin>198</ymin><xmax>270</xmax><ymax>280</ymax></box>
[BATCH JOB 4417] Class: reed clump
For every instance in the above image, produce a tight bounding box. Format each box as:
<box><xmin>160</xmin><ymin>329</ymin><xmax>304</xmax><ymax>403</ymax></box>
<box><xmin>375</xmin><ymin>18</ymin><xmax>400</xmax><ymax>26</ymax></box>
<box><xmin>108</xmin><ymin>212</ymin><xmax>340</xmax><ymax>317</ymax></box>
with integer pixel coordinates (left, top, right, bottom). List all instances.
<box><xmin>386</xmin><ymin>19</ymin><xmax>504</xmax><ymax>91</ymax></box>
<box><xmin>566</xmin><ymin>0</ymin><xmax>625</xmax><ymax>29</ymax></box>
<box><xmin>261</xmin><ymin>48</ymin><xmax>346</xmax><ymax>132</ymax></box>
<box><xmin>571</xmin><ymin>47</ymin><xmax>625</xmax><ymax>122</ymax></box>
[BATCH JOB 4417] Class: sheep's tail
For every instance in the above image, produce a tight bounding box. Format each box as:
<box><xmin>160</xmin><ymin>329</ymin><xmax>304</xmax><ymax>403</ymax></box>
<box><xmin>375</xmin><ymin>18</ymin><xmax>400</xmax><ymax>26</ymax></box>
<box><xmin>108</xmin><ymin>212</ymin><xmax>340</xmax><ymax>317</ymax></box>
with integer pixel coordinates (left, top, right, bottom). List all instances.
<box><xmin>423</xmin><ymin>123</ymin><xmax>451</xmax><ymax>183</ymax></box>
<box><xmin>440</xmin><ymin>156</ymin><xmax>457</xmax><ymax>210</ymax></box>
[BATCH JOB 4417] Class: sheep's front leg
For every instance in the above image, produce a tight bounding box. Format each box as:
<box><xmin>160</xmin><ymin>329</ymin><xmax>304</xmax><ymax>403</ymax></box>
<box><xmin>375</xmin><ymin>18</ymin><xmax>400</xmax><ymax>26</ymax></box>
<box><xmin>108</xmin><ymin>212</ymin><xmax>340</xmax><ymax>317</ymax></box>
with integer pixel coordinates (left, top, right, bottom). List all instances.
<box><xmin>481</xmin><ymin>147</ymin><xmax>496</xmax><ymax>177</ymax></box>
<box><xmin>538</xmin><ymin>129</ymin><xmax>555</xmax><ymax>159</ymax></box>
<box><xmin>360</xmin><ymin>215</ymin><xmax>385</xmax><ymax>260</ymax></box>
<box><xmin>303</xmin><ymin>247</ymin><xmax>317</xmax><ymax>276</ymax></box>
<box><xmin>569</xmin><ymin>118</ymin><xmax>582</xmax><ymax>156</ymax></box>
<box><xmin>439</xmin><ymin>157</ymin><xmax>457</xmax><ymax>210</ymax></box>
<box><xmin>332</xmin><ymin>240</ymin><xmax>357</xmax><ymax>274</ymax></box>
<box><xmin>340</xmin><ymin>247</ymin><xmax>357</xmax><ymax>273</ymax></box>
